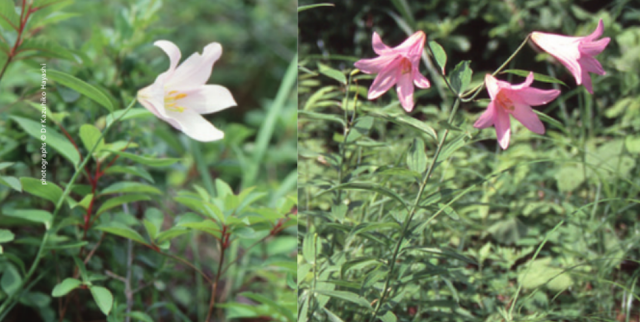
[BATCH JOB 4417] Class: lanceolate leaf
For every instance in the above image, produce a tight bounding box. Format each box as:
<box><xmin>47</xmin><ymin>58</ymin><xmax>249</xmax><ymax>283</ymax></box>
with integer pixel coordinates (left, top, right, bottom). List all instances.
<box><xmin>20</xmin><ymin>177</ymin><xmax>63</xmax><ymax>205</ymax></box>
<box><xmin>501</xmin><ymin>69</ymin><xmax>567</xmax><ymax>87</ymax></box>
<box><xmin>10</xmin><ymin>116</ymin><xmax>81</xmax><ymax>166</ymax></box>
<box><xmin>428</xmin><ymin>41</ymin><xmax>447</xmax><ymax>74</ymax></box>
<box><xmin>94</xmin><ymin>223</ymin><xmax>148</xmax><ymax>245</ymax></box>
<box><xmin>318</xmin><ymin>182</ymin><xmax>409</xmax><ymax>212</ymax></box>
<box><xmin>47</xmin><ymin>70</ymin><xmax>114</xmax><ymax>112</ymax></box>
<box><xmin>90</xmin><ymin>286</ymin><xmax>113</xmax><ymax>316</ymax></box>
<box><xmin>107</xmin><ymin>150</ymin><xmax>180</xmax><ymax>167</ymax></box>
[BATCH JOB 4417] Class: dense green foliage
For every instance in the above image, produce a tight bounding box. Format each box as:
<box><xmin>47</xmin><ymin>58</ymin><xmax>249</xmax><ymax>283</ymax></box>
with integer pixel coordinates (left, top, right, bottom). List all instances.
<box><xmin>298</xmin><ymin>1</ymin><xmax>639</xmax><ymax>321</ymax></box>
<box><xmin>0</xmin><ymin>0</ymin><xmax>297</xmax><ymax>321</ymax></box>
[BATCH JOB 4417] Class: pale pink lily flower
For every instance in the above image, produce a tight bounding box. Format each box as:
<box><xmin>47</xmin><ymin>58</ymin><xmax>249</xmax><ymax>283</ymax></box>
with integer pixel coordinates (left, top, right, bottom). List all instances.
<box><xmin>354</xmin><ymin>31</ymin><xmax>431</xmax><ymax>112</ymax></box>
<box><xmin>137</xmin><ymin>40</ymin><xmax>236</xmax><ymax>142</ymax></box>
<box><xmin>474</xmin><ymin>73</ymin><xmax>560</xmax><ymax>150</ymax></box>
<box><xmin>531</xmin><ymin>19</ymin><xmax>610</xmax><ymax>94</ymax></box>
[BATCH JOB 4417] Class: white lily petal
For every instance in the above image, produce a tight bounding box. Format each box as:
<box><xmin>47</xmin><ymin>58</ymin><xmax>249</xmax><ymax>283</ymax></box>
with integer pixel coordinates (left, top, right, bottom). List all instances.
<box><xmin>169</xmin><ymin>111</ymin><xmax>225</xmax><ymax>142</ymax></box>
<box><xmin>167</xmin><ymin>42</ymin><xmax>223</xmax><ymax>90</ymax></box>
<box><xmin>181</xmin><ymin>85</ymin><xmax>237</xmax><ymax>114</ymax></box>
<box><xmin>154</xmin><ymin>40</ymin><xmax>182</xmax><ymax>74</ymax></box>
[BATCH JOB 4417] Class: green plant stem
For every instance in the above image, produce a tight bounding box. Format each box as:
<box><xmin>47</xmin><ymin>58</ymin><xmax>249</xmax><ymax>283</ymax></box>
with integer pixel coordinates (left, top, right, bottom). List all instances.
<box><xmin>461</xmin><ymin>34</ymin><xmax>531</xmax><ymax>102</ymax></box>
<box><xmin>336</xmin><ymin>72</ymin><xmax>354</xmax><ymax>202</ymax></box>
<box><xmin>0</xmin><ymin>98</ymin><xmax>136</xmax><ymax>315</ymax></box>
<box><xmin>368</xmin><ymin>98</ymin><xmax>461</xmax><ymax>322</ymax></box>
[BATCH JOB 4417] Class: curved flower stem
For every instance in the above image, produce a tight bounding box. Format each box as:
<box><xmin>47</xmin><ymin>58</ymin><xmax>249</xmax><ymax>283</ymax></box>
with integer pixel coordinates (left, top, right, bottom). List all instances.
<box><xmin>461</xmin><ymin>34</ymin><xmax>531</xmax><ymax>102</ymax></box>
<box><xmin>369</xmin><ymin>97</ymin><xmax>461</xmax><ymax>322</ymax></box>
<box><xmin>0</xmin><ymin>98</ymin><xmax>137</xmax><ymax>316</ymax></box>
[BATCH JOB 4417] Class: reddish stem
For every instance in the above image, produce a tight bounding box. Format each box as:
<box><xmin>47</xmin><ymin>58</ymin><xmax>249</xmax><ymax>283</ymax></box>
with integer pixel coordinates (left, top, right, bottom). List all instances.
<box><xmin>205</xmin><ymin>225</ymin><xmax>228</xmax><ymax>322</ymax></box>
<box><xmin>0</xmin><ymin>1</ymin><xmax>31</xmax><ymax>82</ymax></box>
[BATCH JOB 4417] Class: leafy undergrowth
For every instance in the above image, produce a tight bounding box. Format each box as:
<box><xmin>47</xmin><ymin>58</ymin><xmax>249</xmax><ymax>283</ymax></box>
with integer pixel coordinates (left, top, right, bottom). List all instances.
<box><xmin>298</xmin><ymin>1</ymin><xmax>639</xmax><ymax>321</ymax></box>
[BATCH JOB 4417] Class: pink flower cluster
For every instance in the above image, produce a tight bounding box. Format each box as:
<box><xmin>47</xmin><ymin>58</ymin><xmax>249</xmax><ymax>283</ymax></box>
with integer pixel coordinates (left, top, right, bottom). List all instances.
<box><xmin>355</xmin><ymin>19</ymin><xmax>609</xmax><ymax>149</ymax></box>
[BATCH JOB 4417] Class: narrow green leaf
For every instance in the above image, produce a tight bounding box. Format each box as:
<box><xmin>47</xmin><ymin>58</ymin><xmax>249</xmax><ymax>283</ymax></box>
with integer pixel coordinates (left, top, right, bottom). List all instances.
<box><xmin>126</xmin><ymin>311</ymin><xmax>154</xmax><ymax>322</ymax></box>
<box><xmin>10</xmin><ymin>116</ymin><xmax>80</xmax><ymax>166</ymax></box>
<box><xmin>302</xmin><ymin>232</ymin><xmax>317</xmax><ymax>264</ymax></box>
<box><xmin>179</xmin><ymin>220</ymin><xmax>221</xmax><ymax>238</ymax></box>
<box><xmin>103</xmin><ymin>165</ymin><xmax>154</xmax><ymax>183</ymax></box>
<box><xmin>100</xmin><ymin>182</ymin><xmax>161</xmax><ymax>196</ymax></box>
<box><xmin>428</xmin><ymin>41</ymin><xmax>447</xmax><ymax>74</ymax></box>
<box><xmin>1</xmin><ymin>264</ymin><xmax>22</xmax><ymax>296</ymax></box>
<box><xmin>105</xmin><ymin>108</ymin><xmax>152</xmax><ymax>127</ymax></box>
<box><xmin>317</xmin><ymin>63</ymin><xmax>347</xmax><ymax>85</ymax></box>
<box><xmin>16</xmin><ymin>37</ymin><xmax>76</xmax><ymax>61</ymax></box>
<box><xmin>143</xmin><ymin>209</ymin><xmax>163</xmax><ymax>240</ymax></box>
<box><xmin>436</xmin><ymin>132</ymin><xmax>471</xmax><ymax>163</ymax></box>
<box><xmin>241</xmin><ymin>292</ymin><xmax>296</xmax><ymax>322</ymax></box>
<box><xmin>369</xmin><ymin>112</ymin><xmax>437</xmax><ymax>141</ymax></box>
<box><xmin>96</xmin><ymin>194</ymin><xmax>150</xmax><ymax>215</ymax></box>
<box><xmin>0</xmin><ymin>175</ymin><xmax>21</xmax><ymax>191</ymax></box>
<box><xmin>0</xmin><ymin>1</ymin><xmax>20</xmax><ymax>29</ymax></box>
<box><xmin>47</xmin><ymin>70</ymin><xmax>114</xmax><ymax>112</ymax></box>
<box><xmin>298</xmin><ymin>3</ymin><xmax>334</xmax><ymax>12</ymax></box>
<box><xmin>407</xmin><ymin>137</ymin><xmax>428</xmax><ymax>173</ymax></box>
<box><xmin>534</xmin><ymin>110</ymin><xmax>568</xmax><ymax>134</ymax></box>
<box><xmin>450</xmin><ymin>60</ymin><xmax>472</xmax><ymax>95</ymax></box>
<box><xmin>501</xmin><ymin>69</ymin><xmax>567</xmax><ymax>87</ymax></box>
<box><xmin>314</xmin><ymin>290</ymin><xmax>372</xmax><ymax>310</ymax></box>
<box><xmin>90</xmin><ymin>286</ymin><xmax>113</xmax><ymax>316</ymax></box>
<box><xmin>51</xmin><ymin>278</ymin><xmax>82</xmax><ymax>297</ymax></box>
<box><xmin>107</xmin><ymin>150</ymin><xmax>180</xmax><ymax>167</ymax></box>
<box><xmin>0</xmin><ymin>229</ymin><xmax>15</xmax><ymax>243</ymax></box>
<box><xmin>3</xmin><ymin>209</ymin><xmax>53</xmax><ymax>230</ymax></box>
<box><xmin>94</xmin><ymin>223</ymin><xmax>148</xmax><ymax>245</ymax></box>
<box><xmin>174</xmin><ymin>196</ymin><xmax>225</xmax><ymax>223</ymax></box>
<box><xmin>20</xmin><ymin>177</ymin><xmax>63</xmax><ymax>205</ymax></box>
<box><xmin>79</xmin><ymin>124</ymin><xmax>105</xmax><ymax>158</ymax></box>
<box><xmin>72</xmin><ymin>256</ymin><xmax>89</xmax><ymax>282</ymax></box>
<box><xmin>155</xmin><ymin>227</ymin><xmax>189</xmax><ymax>243</ymax></box>
<box><xmin>318</xmin><ymin>182</ymin><xmax>409</xmax><ymax>212</ymax></box>
<box><xmin>323</xmin><ymin>308</ymin><xmax>345</xmax><ymax>322</ymax></box>
<box><xmin>299</xmin><ymin>111</ymin><xmax>345</xmax><ymax>126</ymax></box>
<box><xmin>0</xmin><ymin>162</ymin><xmax>14</xmax><ymax>171</ymax></box>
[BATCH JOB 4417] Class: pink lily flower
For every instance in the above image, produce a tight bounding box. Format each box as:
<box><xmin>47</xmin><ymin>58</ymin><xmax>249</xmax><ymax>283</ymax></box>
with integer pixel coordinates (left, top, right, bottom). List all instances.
<box><xmin>354</xmin><ymin>31</ymin><xmax>431</xmax><ymax>112</ymax></box>
<box><xmin>474</xmin><ymin>73</ymin><xmax>560</xmax><ymax>150</ymax></box>
<box><xmin>531</xmin><ymin>19</ymin><xmax>610</xmax><ymax>94</ymax></box>
<box><xmin>137</xmin><ymin>40</ymin><xmax>236</xmax><ymax>142</ymax></box>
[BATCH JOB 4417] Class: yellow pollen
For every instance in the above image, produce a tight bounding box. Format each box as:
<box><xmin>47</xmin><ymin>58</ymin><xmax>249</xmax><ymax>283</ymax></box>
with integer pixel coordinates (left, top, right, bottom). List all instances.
<box><xmin>164</xmin><ymin>90</ymin><xmax>188</xmax><ymax>113</ymax></box>
<box><xmin>399</xmin><ymin>57</ymin><xmax>412</xmax><ymax>75</ymax></box>
<box><xmin>495</xmin><ymin>91</ymin><xmax>514</xmax><ymax>111</ymax></box>
<box><xmin>167</xmin><ymin>106</ymin><xmax>185</xmax><ymax>112</ymax></box>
